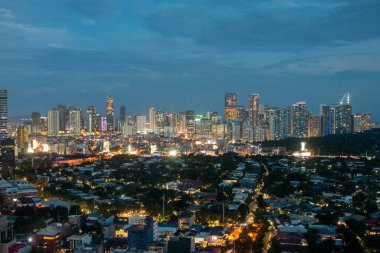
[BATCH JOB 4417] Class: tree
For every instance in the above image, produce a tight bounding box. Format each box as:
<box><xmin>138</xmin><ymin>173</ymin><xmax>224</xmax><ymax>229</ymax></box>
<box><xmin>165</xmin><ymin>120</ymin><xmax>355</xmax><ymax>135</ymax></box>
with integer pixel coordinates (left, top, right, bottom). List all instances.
<box><xmin>50</xmin><ymin>206</ymin><xmax>68</xmax><ymax>221</ymax></box>
<box><xmin>69</xmin><ymin>205</ymin><xmax>81</xmax><ymax>215</ymax></box>
<box><xmin>305</xmin><ymin>229</ymin><xmax>320</xmax><ymax>253</ymax></box>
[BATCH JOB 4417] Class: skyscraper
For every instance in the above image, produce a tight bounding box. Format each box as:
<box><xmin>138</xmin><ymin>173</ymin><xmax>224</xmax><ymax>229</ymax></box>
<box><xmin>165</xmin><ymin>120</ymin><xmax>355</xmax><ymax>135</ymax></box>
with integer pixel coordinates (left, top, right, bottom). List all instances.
<box><xmin>275</xmin><ymin>107</ymin><xmax>291</xmax><ymax>140</ymax></box>
<box><xmin>224</xmin><ymin>93</ymin><xmax>239</xmax><ymax>120</ymax></box>
<box><xmin>334</xmin><ymin>104</ymin><xmax>353</xmax><ymax>134</ymax></box>
<box><xmin>31</xmin><ymin>112</ymin><xmax>41</xmax><ymax>134</ymax></box>
<box><xmin>69</xmin><ymin>109</ymin><xmax>81</xmax><ymax>135</ymax></box>
<box><xmin>0</xmin><ymin>90</ymin><xmax>8</xmax><ymax>138</ymax></box>
<box><xmin>320</xmin><ymin>104</ymin><xmax>333</xmax><ymax>136</ymax></box>
<box><xmin>149</xmin><ymin>107</ymin><xmax>156</xmax><ymax>131</ymax></box>
<box><xmin>136</xmin><ymin>115</ymin><xmax>147</xmax><ymax>134</ymax></box>
<box><xmin>292</xmin><ymin>102</ymin><xmax>309</xmax><ymax>137</ymax></box>
<box><xmin>48</xmin><ymin>110</ymin><xmax>60</xmax><ymax>136</ymax></box>
<box><xmin>106</xmin><ymin>95</ymin><xmax>114</xmax><ymax>132</ymax></box>
<box><xmin>87</xmin><ymin>105</ymin><xmax>96</xmax><ymax>134</ymax></box>
<box><xmin>248</xmin><ymin>94</ymin><xmax>260</xmax><ymax>131</ymax></box>
<box><xmin>16</xmin><ymin>126</ymin><xmax>26</xmax><ymax>153</ymax></box>
<box><xmin>120</xmin><ymin>106</ymin><xmax>126</xmax><ymax>124</ymax></box>
<box><xmin>0</xmin><ymin>138</ymin><xmax>15</xmax><ymax>180</ymax></box>
<box><xmin>266</xmin><ymin>107</ymin><xmax>277</xmax><ymax>140</ymax></box>
<box><xmin>308</xmin><ymin>115</ymin><xmax>321</xmax><ymax>137</ymax></box>
<box><xmin>185</xmin><ymin>110</ymin><xmax>195</xmax><ymax>137</ymax></box>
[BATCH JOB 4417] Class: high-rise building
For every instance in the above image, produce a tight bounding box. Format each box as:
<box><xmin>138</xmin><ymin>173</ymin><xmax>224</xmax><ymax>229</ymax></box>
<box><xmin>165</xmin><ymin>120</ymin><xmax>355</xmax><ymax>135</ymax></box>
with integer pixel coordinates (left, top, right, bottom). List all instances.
<box><xmin>195</xmin><ymin>116</ymin><xmax>212</xmax><ymax>138</ymax></box>
<box><xmin>17</xmin><ymin>125</ymin><xmax>26</xmax><ymax>153</ymax></box>
<box><xmin>40</xmin><ymin>116</ymin><xmax>48</xmax><ymax>133</ymax></box>
<box><xmin>292</xmin><ymin>102</ymin><xmax>309</xmax><ymax>137</ymax></box>
<box><xmin>136</xmin><ymin>115</ymin><xmax>147</xmax><ymax>134</ymax></box>
<box><xmin>149</xmin><ymin>107</ymin><xmax>156</xmax><ymax>131</ymax></box>
<box><xmin>69</xmin><ymin>109</ymin><xmax>81</xmax><ymax>135</ymax></box>
<box><xmin>334</xmin><ymin>104</ymin><xmax>353</xmax><ymax>134</ymax></box>
<box><xmin>0</xmin><ymin>90</ymin><xmax>8</xmax><ymax>138</ymax></box>
<box><xmin>275</xmin><ymin>108</ymin><xmax>291</xmax><ymax>140</ymax></box>
<box><xmin>266</xmin><ymin>107</ymin><xmax>277</xmax><ymax>140</ymax></box>
<box><xmin>48</xmin><ymin>110</ymin><xmax>60</xmax><ymax>136</ymax></box>
<box><xmin>353</xmin><ymin>113</ymin><xmax>372</xmax><ymax>132</ymax></box>
<box><xmin>31</xmin><ymin>112</ymin><xmax>41</xmax><ymax>134</ymax></box>
<box><xmin>320</xmin><ymin>104</ymin><xmax>333</xmax><ymax>136</ymax></box>
<box><xmin>0</xmin><ymin>138</ymin><xmax>15</xmax><ymax>180</ymax></box>
<box><xmin>155</xmin><ymin>110</ymin><xmax>166</xmax><ymax>132</ymax></box>
<box><xmin>106</xmin><ymin>95</ymin><xmax>114</xmax><ymax>132</ymax></box>
<box><xmin>87</xmin><ymin>105</ymin><xmax>97</xmax><ymax>134</ymax></box>
<box><xmin>248</xmin><ymin>94</ymin><xmax>260</xmax><ymax>131</ymax></box>
<box><xmin>308</xmin><ymin>115</ymin><xmax>321</xmax><ymax>137</ymax></box>
<box><xmin>99</xmin><ymin>116</ymin><xmax>107</xmax><ymax>132</ymax></box>
<box><xmin>185</xmin><ymin>110</ymin><xmax>195</xmax><ymax>137</ymax></box>
<box><xmin>120</xmin><ymin>106</ymin><xmax>126</xmax><ymax>124</ymax></box>
<box><xmin>224</xmin><ymin>93</ymin><xmax>239</xmax><ymax>120</ymax></box>
<box><xmin>237</xmin><ymin>106</ymin><xmax>248</xmax><ymax>120</ymax></box>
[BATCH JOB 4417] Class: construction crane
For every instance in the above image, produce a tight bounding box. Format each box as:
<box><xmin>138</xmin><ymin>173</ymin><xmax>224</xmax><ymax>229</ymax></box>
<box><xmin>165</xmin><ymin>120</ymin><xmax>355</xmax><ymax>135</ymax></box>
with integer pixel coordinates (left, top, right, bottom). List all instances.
<box><xmin>339</xmin><ymin>92</ymin><xmax>350</xmax><ymax>105</ymax></box>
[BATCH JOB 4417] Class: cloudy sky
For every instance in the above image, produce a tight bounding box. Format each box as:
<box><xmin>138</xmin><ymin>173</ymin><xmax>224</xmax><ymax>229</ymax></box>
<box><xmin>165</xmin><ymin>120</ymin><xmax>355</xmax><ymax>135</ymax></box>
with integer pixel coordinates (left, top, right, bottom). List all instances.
<box><xmin>1</xmin><ymin>0</ymin><xmax>380</xmax><ymax>120</ymax></box>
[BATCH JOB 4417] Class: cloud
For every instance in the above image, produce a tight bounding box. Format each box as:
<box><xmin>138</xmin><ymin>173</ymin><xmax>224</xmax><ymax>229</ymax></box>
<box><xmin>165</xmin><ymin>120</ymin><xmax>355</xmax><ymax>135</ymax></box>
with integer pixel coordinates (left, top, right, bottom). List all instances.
<box><xmin>0</xmin><ymin>8</ymin><xmax>14</xmax><ymax>18</ymax></box>
<box><xmin>82</xmin><ymin>18</ymin><xmax>96</xmax><ymax>26</ymax></box>
<box><xmin>143</xmin><ymin>1</ymin><xmax>380</xmax><ymax>52</ymax></box>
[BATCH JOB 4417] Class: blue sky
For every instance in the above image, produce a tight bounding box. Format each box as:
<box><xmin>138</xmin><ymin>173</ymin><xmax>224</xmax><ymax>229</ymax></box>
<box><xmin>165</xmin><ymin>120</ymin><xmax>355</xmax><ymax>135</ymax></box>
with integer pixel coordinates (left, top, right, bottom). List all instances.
<box><xmin>1</xmin><ymin>0</ymin><xmax>380</xmax><ymax>120</ymax></box>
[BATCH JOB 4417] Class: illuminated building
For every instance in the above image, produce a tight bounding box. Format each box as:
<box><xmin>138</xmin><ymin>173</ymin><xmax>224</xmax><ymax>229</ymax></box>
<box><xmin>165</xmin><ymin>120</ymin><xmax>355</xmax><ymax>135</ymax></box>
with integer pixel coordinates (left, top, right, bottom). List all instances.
<box><xmin>99</xmin><ymin>116</ymin><xmax>107</xmax><ymax>132</ymax></box>
<box><xmin>16</xmin><ymin>126</ymin><xmax>27</xmax><ymax>154</ymax></box>
<box><xmin>40</xmin><ymin>116</ymin><xmax>48</xmax><ymax>133</ymax></box>
<box><xmin>0</xmin><ymin>179</ymin><xmax>37</xmax><ymax>207</ymax></box>
<box><xmin>149</xmin><ymin>107</ymin><xmax>156</xmax><ymax>131</ymax></box>
<box><xmin>224</xmin><ymin>93</ymin><xmax>239</xmax><ymax>120</ymax></box>
<box><xmin>87</xmin><ymin>105</ymin><xmax>97</xmax><ymax>134</ymax></box>
<box><xmin>178</xmin><ymin>212</ymin><xmax>195</xmax><ymax>229</ymax></box>
<box><xmin>195</xmin><ymin>116</ymin><xmax>212</xmax><ymax>138</ymax></box>
<box><xmin>241</xmin><ymin>120</ymin><xmax>254</xmax><ymax>142</ymax></box>
<box><xmin>334</xmin><ymin>104</ymin><xmax>353</xmax><ymax>134</ymax></box>
<box><xmin>292</xmin><ymin>102</ymin><xmax>309</xmax><ymax>137</ymax></box>
<box><xmin>31</xmin><ymin>112</ymin><xmax>41</xmax><ymax>134</ymax></box>
<box><xmin>127</xmin><ymin>217</ymin><xmax>157</xmax><ymax>251</ymax></box>
<box><xmin>32</xmin><ymin>230</ymin><xmax>61</xmax><ymax>253</ymax></box>
<box><xmin>293</xmin><ymin>142</ymin><xmax>311</xmax><ymax>158</ymax></box>
<box><xmin>0</xmin><ymin>90</ymin><xmax>8</xmax><ymax>139</ymax></box>
<box><xmin>265</xmin><ymin>107</ymin><xmax>277</xmax><ymax>140</ymax></box>
<box><xmin>185</xmin><ymin>110</ymin><xmax>195</xmax><ymax>137</ymax></box>
<box><xmin>155</xmin><ymin>110</ymin><xmax>166</xmax><ymax>133</ymax></box>
<box><xmin>249</xmin><ymin>94</ymin><xmax>260</xmax><ymax>132</ymax></box>
<box><xmin>231</xmin><ymin>122</ymin><xmax>241</xmax><ymax>143</ymax></box>
<box><xmin>275</xmin><ymin>108</ymin><xmax>291</xmax><ymax>140</ymax></box>
<box><xmin>354</xmin><ymin>113</ymin><xmax>372</xmax><ymax>132</ymax></box>
<box><xmin>308</xmin><ymin>115</ymin><xmax>321</xmax><ymax>137</ymax></box>
<box><xmin>212</xmin><ymin>124</ymin><xmax>227</xmax><ymax>140</ymax></box>
<box><xmin>0</xmin><ymin>138</ymin><xmax>15</xmax><ymax>180</ymax></box>
<box><xmin>320</xmin><ymin>104</ymin><xmax>333</xmax><ymax>136</ymax></box>
<box><xmin>119</xmin><ymin>105</ymin><xmax>126</xmax><ymax>131</ymax></box>
<box><xmin>67</xmin><ymin>234</ymin><xmax>92</xmax><ymax>250</ymax></box>
<box><xmin>106</xmin><ymin>95</ymin><xmax>114</xmax><ymax>132</ymax></box>
<box><xmin>69</xmin><ymin>109</ymin><xmax>81</xmax><ymax>135</ymax></box>
<box><xmin>47</xmin><ymin>110</ymin><xmax>60</xmax><ymax>136</ymax></box>
<box><xmin>206</xmin><ymin>111</ymin><xmax>219</xmax><ymax>124</ymax></box>
<box><xmin>177</xmin><ymin>112</ymin><xmax>186</xmax><ymax>134</ymax></box>
<box><xmin>136</xmin><ymin>115</ymin><xmax>147</xmax><ymax>134</ymax></box>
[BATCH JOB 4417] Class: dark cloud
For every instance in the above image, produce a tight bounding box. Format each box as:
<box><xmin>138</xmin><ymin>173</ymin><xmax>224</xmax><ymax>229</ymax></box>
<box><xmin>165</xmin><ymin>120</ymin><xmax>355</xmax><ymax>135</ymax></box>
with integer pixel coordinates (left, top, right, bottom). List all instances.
<box><xmin>0</xmin><ymin>0</ymin><xmax>379</xmax><ymax>121</ymax></box>
<box><xmin>143</xmin><ymin>1</ymin><xmax>380</xmax><ymax>51</ymax></box>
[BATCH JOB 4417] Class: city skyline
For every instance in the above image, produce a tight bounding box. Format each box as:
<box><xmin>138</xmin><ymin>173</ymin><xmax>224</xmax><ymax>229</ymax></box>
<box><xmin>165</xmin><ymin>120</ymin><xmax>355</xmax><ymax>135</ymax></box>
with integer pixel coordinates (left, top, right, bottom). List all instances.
<box><xmin>0</xmin><ymin>1</ymin><xmax>379</xmax><ymax>118</ymax></box>
<box><xmin>5</xmin><ymin>91</ymin><xmax>378</xmax><ymax>125</ymax></box>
